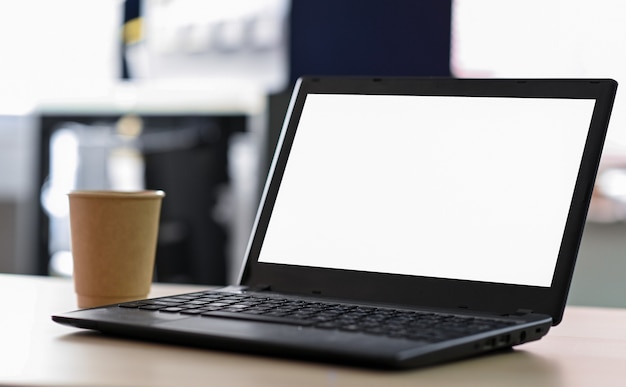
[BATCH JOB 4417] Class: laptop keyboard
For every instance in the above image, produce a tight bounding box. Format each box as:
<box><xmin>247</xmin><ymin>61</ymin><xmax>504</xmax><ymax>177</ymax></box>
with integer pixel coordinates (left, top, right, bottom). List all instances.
<box><xmin>119</xmin><ymin>291</ymin><xmax>515</xmax><ymax>343</ymax></box>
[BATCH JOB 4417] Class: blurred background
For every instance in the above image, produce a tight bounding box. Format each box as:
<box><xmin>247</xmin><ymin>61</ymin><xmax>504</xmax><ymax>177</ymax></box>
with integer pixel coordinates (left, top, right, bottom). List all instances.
<box><xmin>0</xmin><ymin>0</ymin><xmax>624</xmax><ymax>308</ymax></box>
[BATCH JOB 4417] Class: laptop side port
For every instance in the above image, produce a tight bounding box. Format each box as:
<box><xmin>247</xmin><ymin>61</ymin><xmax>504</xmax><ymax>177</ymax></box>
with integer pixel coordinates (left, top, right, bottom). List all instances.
<box><xmin>497</xmin><ymin>334</ymin><xmax>511</xmax><ymax>346</ymax></box>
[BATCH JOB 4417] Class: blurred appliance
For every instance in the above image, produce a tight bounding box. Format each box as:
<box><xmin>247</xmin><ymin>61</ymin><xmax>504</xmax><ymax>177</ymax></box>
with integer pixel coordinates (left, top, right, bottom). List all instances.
<box><xmin>38</xmin><ymin>113</ymin><xmax>247</xmax><ymax>285</ymax></box>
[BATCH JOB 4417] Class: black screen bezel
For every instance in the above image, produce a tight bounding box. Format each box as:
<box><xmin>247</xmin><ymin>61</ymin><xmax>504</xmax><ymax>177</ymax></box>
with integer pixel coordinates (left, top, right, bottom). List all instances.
<box><xmin>240</xmin><ymin>77</ymin><xmax>617</xmax><ymax>325</ymax></box>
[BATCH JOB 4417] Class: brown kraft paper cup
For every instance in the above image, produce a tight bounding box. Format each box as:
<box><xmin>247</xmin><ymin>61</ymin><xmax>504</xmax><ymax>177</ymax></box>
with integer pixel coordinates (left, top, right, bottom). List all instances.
<box><xmin>68</xmin><ymin>190</ymin><xmax>165</xmax><ymax>309</ymax></box>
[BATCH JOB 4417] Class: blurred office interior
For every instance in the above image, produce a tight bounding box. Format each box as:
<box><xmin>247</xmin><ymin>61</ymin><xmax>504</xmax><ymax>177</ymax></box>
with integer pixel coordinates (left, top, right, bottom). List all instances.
<box><xmin>0</xmin><ymin>0</ymin><xmax>625</xmax><ymax>307</ymax></box>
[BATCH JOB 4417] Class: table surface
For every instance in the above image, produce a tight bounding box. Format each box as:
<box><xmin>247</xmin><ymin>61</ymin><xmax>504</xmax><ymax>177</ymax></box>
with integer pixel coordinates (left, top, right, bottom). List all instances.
<box><xmin>2</xmin><ymin>273</ymin><xmax>626</xmax><ymax>387</ymax></box>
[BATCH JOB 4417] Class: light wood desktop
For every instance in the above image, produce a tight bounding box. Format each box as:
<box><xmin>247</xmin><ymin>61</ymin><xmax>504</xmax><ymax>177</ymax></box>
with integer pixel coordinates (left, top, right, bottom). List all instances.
<box><xmin>2</xmin><ymin>273</ymin><xmax>625</xmax><ymax>387</ymax></box>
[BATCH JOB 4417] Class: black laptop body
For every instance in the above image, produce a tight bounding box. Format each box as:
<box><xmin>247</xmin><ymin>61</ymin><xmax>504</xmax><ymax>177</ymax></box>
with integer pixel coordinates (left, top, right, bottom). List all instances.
<box><xmin>53</xmin><ymin>77</ymin><xmax>617</xmax><ymax>369</ymax></box>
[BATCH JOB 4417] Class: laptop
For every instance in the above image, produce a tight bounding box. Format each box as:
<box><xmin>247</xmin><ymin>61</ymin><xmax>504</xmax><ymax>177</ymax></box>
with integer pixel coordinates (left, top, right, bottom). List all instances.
<box><xmin>53</xmin><ymin>77</ymin><xmax>617</xmax><ymax>369</ymax></box>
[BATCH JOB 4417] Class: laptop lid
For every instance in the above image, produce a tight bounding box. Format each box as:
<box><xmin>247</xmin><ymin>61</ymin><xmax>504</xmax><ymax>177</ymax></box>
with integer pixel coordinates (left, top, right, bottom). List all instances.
<box><xmin>240</xmin><ymin>77</ymin><xmax>617</xmax><ymax>324</ymax></box>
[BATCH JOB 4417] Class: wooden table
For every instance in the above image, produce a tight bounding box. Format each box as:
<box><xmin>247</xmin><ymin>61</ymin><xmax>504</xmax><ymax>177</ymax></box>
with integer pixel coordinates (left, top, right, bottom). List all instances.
<box><xmin>2</xmin><ymin>273</ymin><xmax>625</xmax><ymax>386</ymax></box>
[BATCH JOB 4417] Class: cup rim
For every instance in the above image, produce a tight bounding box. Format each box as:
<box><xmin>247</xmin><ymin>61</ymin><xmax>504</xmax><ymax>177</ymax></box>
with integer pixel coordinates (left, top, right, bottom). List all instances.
<box><xmin>68</xmin><ymin>190</ymin><xmax>165</xmax><ymax>198</ymax></box>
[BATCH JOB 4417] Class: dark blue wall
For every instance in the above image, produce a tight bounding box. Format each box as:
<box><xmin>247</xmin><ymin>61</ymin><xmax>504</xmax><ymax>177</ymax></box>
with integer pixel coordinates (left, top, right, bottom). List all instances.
<box><xmin>289</xmin><ymin>0</ymin><xmax>452</xmax><ymax>82</ymax></box>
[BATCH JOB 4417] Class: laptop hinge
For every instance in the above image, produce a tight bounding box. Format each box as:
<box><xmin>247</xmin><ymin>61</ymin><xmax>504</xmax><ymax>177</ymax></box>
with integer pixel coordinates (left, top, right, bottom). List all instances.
<box><xmin>512</xmin><ymin>309</ymin><xmax>533</xmax><ymax>316</ymax></box>
<box><xmin>248</xmin><ymin>284</ymin><xmax>272</xmax><ymax>292</ymax></box>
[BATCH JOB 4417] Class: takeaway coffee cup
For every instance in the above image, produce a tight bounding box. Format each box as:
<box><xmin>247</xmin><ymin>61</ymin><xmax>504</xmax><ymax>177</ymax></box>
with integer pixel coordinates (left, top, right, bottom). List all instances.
<box><xmin>68</xmin><ymin>190</ymin><xmax>165</xmax><ymax>308</ymax></box>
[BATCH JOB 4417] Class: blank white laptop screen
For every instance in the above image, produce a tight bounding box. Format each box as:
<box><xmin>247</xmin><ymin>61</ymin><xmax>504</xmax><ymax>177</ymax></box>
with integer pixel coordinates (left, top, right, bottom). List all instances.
<box><xmin>258</xmin><ymin>94</ymin><xmax>596</xmax><ymax>287</ymax></box>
